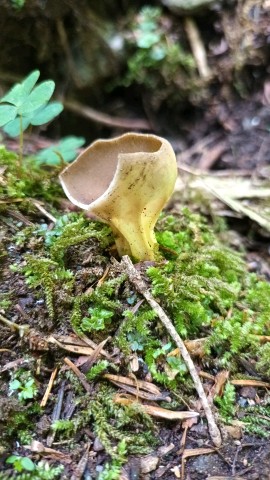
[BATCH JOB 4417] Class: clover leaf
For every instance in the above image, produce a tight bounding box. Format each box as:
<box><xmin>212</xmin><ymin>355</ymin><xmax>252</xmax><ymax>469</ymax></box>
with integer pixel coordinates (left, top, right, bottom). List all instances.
<box><xmin>0</xmin><ymin>70</ymin><xmax>63</xmax><ymax>138</ymax></box>
<box><xmin>36</xmin><ymin>136</ymin><xmax>85</xmax><ymax>165</ymax></box>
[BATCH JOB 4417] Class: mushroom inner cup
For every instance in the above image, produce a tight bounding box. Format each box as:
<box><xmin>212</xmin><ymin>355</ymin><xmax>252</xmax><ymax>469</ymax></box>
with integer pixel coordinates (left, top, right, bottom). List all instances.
<box><xmin>60</xmin><ymin>136</ymin><xmax>162</xmax><ymax>208</ymax></box>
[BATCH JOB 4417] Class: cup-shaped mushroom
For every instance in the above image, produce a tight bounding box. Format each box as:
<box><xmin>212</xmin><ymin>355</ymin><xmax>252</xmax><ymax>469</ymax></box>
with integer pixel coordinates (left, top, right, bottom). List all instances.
<box><xmin>59</xmin><ymin>132</ymin><xmax>177</xmax><ymax>261</ymax></box>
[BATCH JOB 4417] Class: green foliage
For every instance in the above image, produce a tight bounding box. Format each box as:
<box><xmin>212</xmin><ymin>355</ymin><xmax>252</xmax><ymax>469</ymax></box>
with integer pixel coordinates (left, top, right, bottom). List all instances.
<box><xmin>144</xmin><ymin>341</ymin><xmax>185</xmax><ymax>388</ymax></box>
<box><xmin>256</xmin><ymin>343</ymin><xmax>270</xmax><ymax>376</ymax></box>
<box><xmin>10</xmin><ymin>0</ymin><xmax>26</xmax><ymax>8</ymax></box>
<box><xmin>2</xmin><ymin>459</ymin><xmax>63</xmax><ymax>480</ymax></box>
<box><xmin>121</xmin><ymin>7</ymin><xmax>195</xmax><ymax>91</ymax></box>
<box><xmin>22</xmin><ymin>255</ymin><xmax>74</xmax><ymax>319</ymax></box>
<box><xmin>98</xmin><ymin>440</ymin><xmax>127</xmax><ymax>480</ymax></box>
<box><xmin>9</xmin><ymin>370</ymin><xmax>38</xmax><ymax>402</ymax></box>
<box><xmin>215</xmin><ymin>383</ymin><xmax>236</xmax><ymax>422</ymax></box>
<box><xmin>6</xmin><ymin>456</ymin><xmax>35</xmax><ymax>473</ymax></box>
<box><xmin>82</xmin><ymin>306</ymin><xmax>114</xmax><ymax>332</ymax></box>
<box><xmin>90</xmin><ymin>385</ymin><xmax>156</xmax><ymax>459</ymax></box>
<box><xmin>51</xmin><ymin>419</ymin><xmax>75</xmax><ymax>436</ymax></box>
<box><xmin>48</xmin><ymin>215</ymin><xmax>112</xmax><ymax>264</ymax></box>
<box><xmin>86</xmin><ymin>360</ymin><xmax>109</xmax><ymax>380</ymax></box>
<box><xmin>242</xmin><ymin>403</ymin><xmax>270</xmax><ymax>438</ymax></box>
<box><xmin>36</xmin><ymin>136</ymin><xmax>85</xmax><ymax>166</ymax></box>
<box><xmin>116</xmin><ymin>307</ymin><xmax>155</xmax><ymax>354</ymax></box>
<box><xmin>146</xmin><ymin>210</ymin><xmax>270</xmax><ymax>368</ymax></box>
<box><xmin>0</xmin><ymin>146</ymin><xmax>62</xmax><ymax>201</ymax></box>
<box><xmin>3</xmin><ymin>401</ymin><xmax>40</xmax><ymax>446</ymax></box>
<box><xmin>0</xmin><ymin>71</ymin><xmax>63</xmax><ymax>137</ymax></box>
<box><xmin>0</xmin><ymin>293</ymin><xmax>11</xmax><ymax>311</ymax></box>
<box><xmin>71</xmin><ymin>276</ymin><xmax>125</xmax><ymax>336</ymax></box>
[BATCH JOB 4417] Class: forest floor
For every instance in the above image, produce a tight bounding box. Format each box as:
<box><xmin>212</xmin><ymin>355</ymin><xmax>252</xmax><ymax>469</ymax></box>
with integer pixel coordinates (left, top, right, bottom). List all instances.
<box><xmin>1</xmin><ymin>83</ymin><xmax>270</xmax><ymax>480</ymax></box>
<box><xmin>1</xmin><ymin>1</ymin><xmax>270</xmax><ymax>478</ymax></box>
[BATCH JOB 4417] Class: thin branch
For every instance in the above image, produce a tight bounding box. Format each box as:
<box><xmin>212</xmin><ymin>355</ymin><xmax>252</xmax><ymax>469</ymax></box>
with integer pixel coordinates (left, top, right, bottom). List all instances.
<box><xmin>64</xmin><ymin>99</ymin><xmax>151</xmax><ymax>131</ymax></box>
<box><xmin>40</xmin><ymin>367</ymin><xmax>58</xmax><ymax>408</ymax></box>
<box><xmin>184</xmin><ymin>17</ymin><xmax>211</xmax><ymax>79</ymax></box>
<box><xmin>121</xmin><ymin>256</ymin><xmax>222</xmax><ymax>448</ymax></box>
<box><xmin>64</xmin><ymin>357</ymin><xmax>92</xmax><ymax>394</ymax></box>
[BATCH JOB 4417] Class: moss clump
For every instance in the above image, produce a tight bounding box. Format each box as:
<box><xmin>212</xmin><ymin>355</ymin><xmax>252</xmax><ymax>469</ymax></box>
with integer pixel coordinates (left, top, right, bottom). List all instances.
<box><xmin>146</xmin><ymin>210</ymin><xmax>270</xmax><ymax>370</ymax></box>
<box><xmin>0</xmin><ymin>146</ymin><xmax>61</xmax><ymax>205</ymax></box>
<box><xmin>241</xmin><ymin>403</ymin><xmax>270</xmax><ymax>438</ymax></box>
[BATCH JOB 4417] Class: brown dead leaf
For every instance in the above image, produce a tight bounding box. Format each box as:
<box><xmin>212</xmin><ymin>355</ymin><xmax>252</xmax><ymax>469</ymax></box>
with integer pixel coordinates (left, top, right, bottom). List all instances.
<box><xmin>171</xmin><ymin>465</ymin><xmax>181</xmax><ymax>478</ymax></box>
<box><xmin>80</xmin><ymin>337</ymin><xmax>111</xmax><ymax>373</ymax></box>
<box><xmin>168</xmin><ymin>337</ymin><xmax>207</xmax><ymax>358</ymax></box>
<box><xmin>114</xmin><ymin>394</ymin><xmax>199</xmax><ymax>420</ymax></box>
<box><xmin>47</xmin><ymin>336</ymin><xmax>94</xmax><ymax>355</ymax></box>
<box><xmin>208</xmin><ymin>370</ymin><xmax>229</xmax><ymax>401</ymax></box>
<box><xmin>26</xmin><ymin>440</ymin><xmax>72</xmax><ymax>463</ymax></box>
<box><xmin>104</xmin><ymin>374</ymin><xmax>161</xmax><ymax>394</ymax></box>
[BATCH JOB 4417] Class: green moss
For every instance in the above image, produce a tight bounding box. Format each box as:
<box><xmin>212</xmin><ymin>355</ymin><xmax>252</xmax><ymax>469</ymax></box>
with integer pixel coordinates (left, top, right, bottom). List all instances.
<box><xmin>71</xmin><ymin>275</ymin><xmax>125</xmax><ymax>336</ymax></box>
<box><xmin>48</xmin><ymin>216</ymin><xmax>113</xmax><ymax>264</ymax></box>
<box><xmin>215</xmin><ymin>383</ymin><xmax>236</xmax><ymax>422</ymax></box>
<box><xmin>0</xmin><ymin>146</ymin><xmax>61</xmax><ymax>204</ymax></box>
<box><xmin>89</xmin><ymin>385</ymin><xmax>156</xmax><ymax>457</ymax></box>
<box><xmin>22</xmin><ymin>256</ymin><xmax>74</xmax><ymax>319</ymax></box>
<box><xmin>242</xmin><ymin>403</ymin><xmax>270</xmax><ymax>438</ymax></box>
<box><xmin>147</xmin><ymin>210</ymin><xmax>270</xmax><ymax>369</ymax></box>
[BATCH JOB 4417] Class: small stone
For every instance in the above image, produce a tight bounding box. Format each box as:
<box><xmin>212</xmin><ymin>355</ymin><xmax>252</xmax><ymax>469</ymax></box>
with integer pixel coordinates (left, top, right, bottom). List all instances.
<box><xmin>224</xmin><ymin>425</ymin><xmax>242</xmax><ymax>440</ymax></box>
<box><xmin>93</xmin><ymin>437</ymin><xmax>104</xmax><ymax>452</ymax></box>
<box><xmin>240</xmin><ymin>386</ymin><xmax>257</xmax><ymax>399</ymax></box>
<box><xmin>141</xmin><ymin>455</ymin><xmax>159</xmax><ymax>474</ymax></box>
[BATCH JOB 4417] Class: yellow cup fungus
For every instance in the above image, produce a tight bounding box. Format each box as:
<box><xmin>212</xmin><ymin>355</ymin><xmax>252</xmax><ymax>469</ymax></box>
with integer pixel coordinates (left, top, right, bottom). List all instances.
<box><xmin>59</xmin><ymin>132</ymin><xmax>177</xmax><ymax>261</ymax></box>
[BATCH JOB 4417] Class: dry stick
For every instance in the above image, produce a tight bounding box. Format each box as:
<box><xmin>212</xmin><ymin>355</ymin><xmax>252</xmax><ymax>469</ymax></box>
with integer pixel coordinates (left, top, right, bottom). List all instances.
<box><xmin>0</xmin><ymin>313</ymin><xmax>29</xmax><ymax>338</ymax></box>
<box><xmin>64</xmin><ymin>99</ymin><xmax>150</xmax><ymax>131</ymax></box>
<box><xmin>40</xmin><ymin>367</ymin><xmax>58</xmax><ymax>408</ymax></box>
<box><xmin>31</xmin><ymin>199</ymin><xmax>57</xmax><ymax>223</ymax></box>
<box><xmin>47</xmin><ymin>381</ymin><xmax>65</xmax><ymax>447</ymax></box>
<box><xmin>64</xmin><ymin>357</ymin><xmax>92</xmax><ymax>394</ymax></box>
<box><xmin>121</xmin><ymin>256</ymin><xmax>222</xmax><ymax>448</ymax></box>
<box><xmin>184</xmin><ymin>17</ymin><xmax>211</xmax><ymax>79</ymax></box>
<box><xmin>71</xmin><ymin>442</ymin><xmax>91</xmax><ymax>480</ymax></box>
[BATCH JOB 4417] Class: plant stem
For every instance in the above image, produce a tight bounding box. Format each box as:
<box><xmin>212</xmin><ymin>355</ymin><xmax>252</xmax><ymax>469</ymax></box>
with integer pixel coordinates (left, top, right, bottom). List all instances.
<box><xmin>19</xmin><ymin>115</ymin><xmax>23</xmax><ymax>166</ymax></box>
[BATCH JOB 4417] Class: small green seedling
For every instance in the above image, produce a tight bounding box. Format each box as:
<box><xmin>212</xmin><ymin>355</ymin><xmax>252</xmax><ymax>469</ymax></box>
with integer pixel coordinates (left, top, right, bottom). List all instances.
<box><xmin>9</xmin><ymin>371</ymin><xmax>38</xmax><ymax>402</ymax></box>
<box><xmin>6</xmin><ymin>455</ymin><xmax>35</xmax><ymax>473</ymax></box>
<box><xmin>36</xmin><ymin>136</ymin><xmax>85</xmax><ymax>165</ymax></box>
<box><xmin>0</xmin><ymin>70</ymin><xmax>63</xmax><ymax>163</ymax></box>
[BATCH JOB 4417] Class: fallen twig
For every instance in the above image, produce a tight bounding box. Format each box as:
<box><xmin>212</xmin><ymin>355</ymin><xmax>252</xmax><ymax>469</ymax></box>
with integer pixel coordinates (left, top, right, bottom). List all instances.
<box><xmin>40</xmin><ymin>367</ymin><xmax>58</xmax><ymax>407</ymax></box>
<box><xmin>114</xmin><ymin>394</ymin><xmax>199</xmax><ymax>420</ymax></box>
<box><xmin>0</xmin><ymin>313</ymin><xmax>29</xmax><ymax>338</ymax></box>
<box><xmin>47</xmin><ymin>381</ymin><xmax>65</xmax><ymax>447</ymax></box>
<box><xmin>64</xmin><ymin>99</ymin><xmax>150</xmax><ymax>131</ymax></box>
<box><xmin>121</xmin><ymin>256</ymin><xmax>222</xmax><ymax>447</ymax></box>
<box><xmin>64</xmin><ymin>357</ymin><xmax>92</xmax><ymax>394</ymax></box>
<box><xmin>184</xmin><ymin>17</ymin><xmax>211</xmax><ymax>79</ymax></box>
<box><xmin>71</xmin><ymin>442</ymin><xmax>91</xmax><ymax>480</ymax></box>
<box><xmin>31</xmin><ymin>199</ymin><xmax>57</xmax><ymax>223</ymax></box>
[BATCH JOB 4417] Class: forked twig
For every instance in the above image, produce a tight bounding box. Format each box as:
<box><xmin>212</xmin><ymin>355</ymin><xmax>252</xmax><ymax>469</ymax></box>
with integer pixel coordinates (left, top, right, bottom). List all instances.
<box><xmin>121</xmin><ymin>256</ymin><xmax>222</xmax><ymax>447</ymax></box>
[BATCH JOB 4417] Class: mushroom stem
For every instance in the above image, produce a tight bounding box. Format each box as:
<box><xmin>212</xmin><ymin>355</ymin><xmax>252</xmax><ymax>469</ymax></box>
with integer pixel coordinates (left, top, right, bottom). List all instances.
<box><xmin>110</xmin><ymin>217</ymin><xmax>158</xmax><ymax>261</ymax></box>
